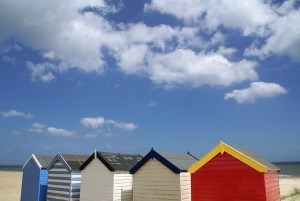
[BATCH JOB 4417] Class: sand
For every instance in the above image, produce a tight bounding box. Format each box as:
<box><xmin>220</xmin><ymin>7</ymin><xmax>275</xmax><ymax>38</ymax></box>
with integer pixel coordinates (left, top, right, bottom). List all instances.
<box><xmin>0</xmin><ymin>171</ymin><xmax>300</xmax><ymax>201</ymax></box>
<box><xmin>280</xmin><ymin>176</ymin><xmax>300</xmax><ymax>201</ymax></box>
<box><xmin>0</xmin><ymin>171</ymin><xmax>22</xmax><ymax>201</ymax></box>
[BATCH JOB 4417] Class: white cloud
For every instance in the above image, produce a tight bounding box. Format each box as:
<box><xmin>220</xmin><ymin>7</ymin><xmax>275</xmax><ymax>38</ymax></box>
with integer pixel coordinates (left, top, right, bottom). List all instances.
<box><xmin>47</xmin><ymin>127</ymin><xmax>76</xmax><ymax>137</ymax></box>
<box><xmin>147</xmin><ymin>49</ymin><xmax>258</xmax><ymax>88</ymax></box>
<box><xmin>105</xmin><ymin>119</ymin><xmax>138</xmax><ymax>131</ymax></box>
<box><xmin>145</xmin><ymin>0</ymin><xmax>276</xmax><ymax>36</ymax></box>
<box><xmin>42</xmin><ymin>51</ymin><xmax>56</xmax><ymax>60</ymax></box>
<box><xmin>224</xmin><ymin>82</ymin><xmax>288</xmax><ymax>103</ymax></box>
<box><xmin>146</xmin><ymin>0</ymin><xmax>300</xmax><ymax>61</ymax></box>
<box><xmin>0</xmin><ymin>0</ymin><xmax>112</xmax><ymax>74</ymax></box>
<box><xmin>27</xmin><ymin>123</ymin><xmax>46</xmax><ymax>133</ymax></box>
<box><xmin>80</xmin><ymin>117</ymin><xmax>105</xmax><ymax>128</ymax></box>
<box><xmin>80</xmin><ymin>116</ymin><xmax>138</xmax><ymax>131</ymax></box>
<box><xmin>26</xmin><ymin>61</ymin><xmax>56</xmax><ymax>82</ymax></box>
<box><xmin>1</xmin><ymin>0</ymin><xmax>298</xmax><ymax>92</ymax></box>
<box><xmin>245</xmin><ymin>8</ymin><xmax>300</xmax><ymax>61</ymax></box>
<box><xmin>0</xmin><ymin>109</ymin><xmax>34</xmax><ymax>119</ymax></box>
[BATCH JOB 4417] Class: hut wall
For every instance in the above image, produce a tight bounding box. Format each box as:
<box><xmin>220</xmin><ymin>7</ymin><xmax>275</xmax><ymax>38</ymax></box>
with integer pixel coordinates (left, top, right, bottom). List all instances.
<box><xmin>133</xmin><ymin>158</ymin><xmax>180</xmax><ymax>201</ymax></box>
<box><xmin>80</xmin><ymin>159</ymin><xmax>114</xmax><ymax>201</ymax></box>
<box><xmin>180</xmin><ymin>172</ymin><xmax>191</xmax><ymax>201</ymax></box>
<box><xmin>264</xmin><ymin>173</ymin><xmax>281</xmax><ymax>201</ymax></box>
<box><xmin>113</xmin><ymin>173</ymin><xmax>133</xmax><ymax>201</ymax></box>
<box><xmin>70</xmin><ymin>172</ymin><xmax>81</xmax><ymax>201</ymax></box>
<box><xmin>21</xmin><ymin>158</ymin><xmax>40</xmax><ymax>201</ymax></box>
<box><xmin>39</xmin><ymin>169</ymin><xmax>49</xmax><ymax>201</ymax></box>
<box><xmin>191</xmin><ymin>152</ymin><xmax>266</xmax><ymax>201</ymax></box>
<box><xmin>47</xmin><ymin>160</ymin><xmax>72</xmax><ymax>201</ymax></box>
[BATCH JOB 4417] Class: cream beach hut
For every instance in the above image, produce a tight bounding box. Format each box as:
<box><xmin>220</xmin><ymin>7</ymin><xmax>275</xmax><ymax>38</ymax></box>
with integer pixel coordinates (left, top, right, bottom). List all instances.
<box><xmin>79</xmin><ymin>151</ymin><xmax>143</xmax><ymax>201</ymax></box>
<box><xmin>130</xmin><ymin>148</ymin><xmax>198</xmax><ymax>201</ymax></box>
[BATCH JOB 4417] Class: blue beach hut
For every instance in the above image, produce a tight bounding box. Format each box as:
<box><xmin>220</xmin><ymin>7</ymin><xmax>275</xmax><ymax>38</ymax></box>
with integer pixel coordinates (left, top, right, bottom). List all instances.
<box><xmin>20</xmin><ymin>154</ymin><xmax>54</xmax><ymax>201</ymax></box>
<box><xmin>46</xmin><ymin>153</ymin><xmax>89</xmax><ymax>201</ymax></box>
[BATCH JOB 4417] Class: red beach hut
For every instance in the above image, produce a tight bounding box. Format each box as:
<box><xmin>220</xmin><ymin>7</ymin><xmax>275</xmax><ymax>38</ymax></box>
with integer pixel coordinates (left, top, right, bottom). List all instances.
<box><xmin>188</xmin><ymin>141</ymin><xmax>281</xmax><ymax>201</ymax></box>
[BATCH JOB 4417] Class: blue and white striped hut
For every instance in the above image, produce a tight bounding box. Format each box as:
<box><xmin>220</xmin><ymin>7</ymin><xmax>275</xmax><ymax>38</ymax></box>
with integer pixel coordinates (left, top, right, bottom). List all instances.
<box><xmin>46</xmin><ymin>153</ymin><xmax>89</xmax><ymax>201</ymax></box>
<box><xmin>21</xmin><ymin>154</ymin><xmax>54</xmax><ymax>201</ymax></box>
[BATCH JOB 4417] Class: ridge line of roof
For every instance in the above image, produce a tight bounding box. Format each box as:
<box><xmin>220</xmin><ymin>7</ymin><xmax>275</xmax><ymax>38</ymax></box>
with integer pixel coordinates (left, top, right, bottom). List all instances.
<box><xmin>224</xmin><ymin>143</ymin><xmax>271</xmax><ymax>171</ymax></box>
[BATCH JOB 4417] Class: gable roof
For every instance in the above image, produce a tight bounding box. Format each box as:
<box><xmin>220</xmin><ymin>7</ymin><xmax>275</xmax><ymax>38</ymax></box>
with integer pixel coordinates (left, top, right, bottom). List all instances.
<box><xmin>23</xmin><ymin>154</ymin><xmax>54</xmax><ymax>170</ymax></box>
<box><xmin>188</xmin><ymin>141</ymin><xmax>280</xmax><ymax>173</ymax></box>
<box><xmin>48</xmin><ymin>153</ymin><xmax>89</xmax><ymax>172</ymax></box>
<box><xmin>130</xmin><ymin>149</ymin><xmax>198</xmax><ymax>174</ymax></box>
<box><xmin>80</xmin><ymin>151</ymin><xmax>143</xmax><ymax>171</ymax></box>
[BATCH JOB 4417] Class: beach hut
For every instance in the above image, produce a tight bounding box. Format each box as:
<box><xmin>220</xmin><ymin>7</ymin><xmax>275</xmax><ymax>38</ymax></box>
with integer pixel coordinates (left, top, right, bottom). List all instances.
<box><xmin>130</xmin><ymin>148</ymin><xmax>198</xmax><ymax>201</ymax></box>
<box><xmin>46</xmin><ymin>153</ymin><xmax>89</xmax><ymax>201</ymax></box>
<box><xmin>188</xmin><ymin>141</ymin><xmax>281</xmax><ymax>201</ymax></box>
<box><xmin>79</xmin><ymin>151</ymin><xmax>143</xmax><ymax>201</ymax></box>
<box><xmin>20</xmin><ymin>154</ymin><xmax>54</xmax><ymax>201</ymax></box>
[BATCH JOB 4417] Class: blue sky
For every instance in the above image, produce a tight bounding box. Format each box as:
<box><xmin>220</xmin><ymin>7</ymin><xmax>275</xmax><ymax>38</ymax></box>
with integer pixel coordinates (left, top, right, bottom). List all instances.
<box><xmin>1</xmin><ymin>0</ymin><xmax>300</xmax><ymax>164</ymax></box>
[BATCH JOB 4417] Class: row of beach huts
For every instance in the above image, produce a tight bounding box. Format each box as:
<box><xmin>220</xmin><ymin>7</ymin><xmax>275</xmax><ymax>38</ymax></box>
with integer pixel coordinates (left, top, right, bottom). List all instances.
<box><xmin>20</xmin><ymin>141</ymin><xmax>281</xmax><ymax>201</ymax></box>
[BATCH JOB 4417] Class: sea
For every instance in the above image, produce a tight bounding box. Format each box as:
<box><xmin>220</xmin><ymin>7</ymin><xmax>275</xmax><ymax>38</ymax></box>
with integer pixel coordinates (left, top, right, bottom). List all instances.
<box><xmin>0</xmin><ymin>162</ymin><xmax>299</xmax><ymax>176</ymax></box>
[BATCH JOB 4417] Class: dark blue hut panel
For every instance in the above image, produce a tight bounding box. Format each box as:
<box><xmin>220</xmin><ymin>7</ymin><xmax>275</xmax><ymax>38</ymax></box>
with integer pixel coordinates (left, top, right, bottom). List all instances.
<box><xmin>21</xmin><ymin>158</ymin><xmax>40</xmax><ymax>201</ymax></box>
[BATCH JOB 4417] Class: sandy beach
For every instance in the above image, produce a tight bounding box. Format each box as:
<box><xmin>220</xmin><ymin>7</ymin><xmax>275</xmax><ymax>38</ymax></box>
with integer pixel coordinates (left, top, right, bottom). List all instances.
<box><xmin>0</xmin><ymin>171</ymin><xmax>299</xmax><ymax>201</ymax></box>
<box><xmin>0</xmin><ymin>171</ymin><xmax>22</xmax><ymax>201</ymax></box>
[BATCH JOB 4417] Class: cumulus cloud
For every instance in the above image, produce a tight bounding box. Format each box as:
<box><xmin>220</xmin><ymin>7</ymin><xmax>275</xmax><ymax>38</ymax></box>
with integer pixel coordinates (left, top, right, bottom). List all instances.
<box><xmin>0</xmin><ymin>109</ymin><xmax>34</xmax><ymax>119</ymax></box>
<box><xmin>80</xmin><ymin>117</ymin><xmax>105</xmax><ymax>128</ymax></box>
<box><xmin>1</xmin><ymin>0</ymin><xmax>299</xmax><ymax>92</ymax></box>
<box><xmin>27</xmin><ymin>61</ymin><xmax>56</xmax><ymax>82</ymax></box>
<box><xmin>145</xmin><ymin>0</ymin><xmax>276</xmax><ymax>35</ymax></box>
<box><xmin>146</xmin><ymin>0</ymin><xmax>300</xmax><ymax>61</ymax></box>
<box><xmin>47</xmin><ymin>127</ymin><xmax>76</xmax><ymax>137</ymax></box>
<box><xmin>245</xmin><ymin>8</ymin><xmax>300</xmax><ymax>61</ymax></box>
<box><xmin>27</xmin><ymin>123</ymin><xmax>46</xmax><ymax>133</ymax></box>
<box><xmin>81</xmin><ymin>116</ymin><xmax>138</xmax><ymax>131</ymax></box>
<box><xmin>0</xmin><ymin>0</ymin><xmax>112</xmax><ymax>74</ymax></box>
<box><xmin>147</xmin><ymin>49</ymin><xmax>258</xmax><ymax>88</ymax></box>
<box><xmin>224</xmin><ymin>82</ymin><xmax>288</xmax><ymax>103</ymax></box>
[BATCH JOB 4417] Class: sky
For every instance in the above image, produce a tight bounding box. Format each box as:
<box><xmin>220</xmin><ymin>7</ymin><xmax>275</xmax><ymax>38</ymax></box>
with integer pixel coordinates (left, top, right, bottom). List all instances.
<box><xmin>0</xmin><ymin>0</ymin><xmax>300</xmax><ymax>165</ymax></box>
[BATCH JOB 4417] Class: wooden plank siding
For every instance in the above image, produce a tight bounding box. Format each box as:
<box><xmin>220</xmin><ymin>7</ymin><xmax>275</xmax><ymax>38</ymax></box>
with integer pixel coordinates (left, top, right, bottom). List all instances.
<box><xmin>264</xmin><ymin>173</ymin><xmax>281</xmax><ymax>201</ymax></box>
<box><xmin>39</xmin><ymin>169</ymin><xmax>49</xmax><ymax>201</ymax></box>
<box><xmin>191</xmin><ymin>153</ymin><xmax>267</xmax><ymax>201</ymax></box>
<box><xmin>113</xmin><ymin>173</ymin><xmax>133</xmax><ymax>201</ymax></box>
<box><xmin>180</xmin><ymin>172</ymin><xmax>191</xmax><ymax>201</ymax></box>
<box><xmin>47</xmin><ymin>160</ymin><xmax>75</xmax><ymax>201</ymax></box>
<box><xmin>133</xmin><ymin>158</ymin><xmax>181</xmax><ymax>201</ymax></box>
<box><xmin>21</xmin><ymin>158</ymin><xmax>40</xmax><ymax>201</ymax></box>
<box><xmin>80</xmin><ymin>159</ymin><xmax>114</xmax><ymax>201</ymax></box>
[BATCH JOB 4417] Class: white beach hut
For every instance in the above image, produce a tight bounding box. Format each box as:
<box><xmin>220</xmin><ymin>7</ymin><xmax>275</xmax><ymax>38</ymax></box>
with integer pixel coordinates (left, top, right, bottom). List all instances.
<box><xmin>79</xmin><ymin>151</ymin><xmax>142</xmax><ymax>201</ymax></box>
<box><xmin>130</xmin><ymin>148</ymin><xmax>198</xmax><ymax>201</ymax></box>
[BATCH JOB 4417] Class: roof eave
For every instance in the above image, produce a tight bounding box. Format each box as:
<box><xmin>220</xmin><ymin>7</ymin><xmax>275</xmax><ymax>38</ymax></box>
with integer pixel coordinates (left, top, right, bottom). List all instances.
<box><xmin>188</xmin><ymin>141</ymin><xmax>276</xmax><ymax>173</ymax></box>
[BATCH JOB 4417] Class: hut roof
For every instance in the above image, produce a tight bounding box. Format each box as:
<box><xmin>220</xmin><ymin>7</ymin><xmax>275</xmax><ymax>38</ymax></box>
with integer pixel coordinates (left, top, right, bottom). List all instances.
<box><xmin>48</xmin><ymin>154</ymin><xmax>89</xmax><ymax>172</ymax></box>
<box><xmin>23</xmin><ymin>154</ymin><xmax>54</xmax><ymax>170</ymax></box>
<box><xmin>188</xmin><ymin>141</ymin><xmax>280</xmax><ymax>173</ymax></box>
<box><xmin>130</xmin><ymin>149</ymin><xmax>198</xmax><ymax>174</ymax></box>
<box><xmin>80</xmin><ymin>151</ymin><xmax>143</xmax><ymax>171</ymax></box>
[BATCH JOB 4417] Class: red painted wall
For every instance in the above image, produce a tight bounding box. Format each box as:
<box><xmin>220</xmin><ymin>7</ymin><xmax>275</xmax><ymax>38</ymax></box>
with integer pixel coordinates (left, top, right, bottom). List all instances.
<box><xmin>191</xmin><ymin>153</ymin><xmax>280</xmax><ymax>201</ymax></box>
<box><xmin>265</xmin><ymin>172</ymin><xmax>281</xmax><ymax>201</ymax></box>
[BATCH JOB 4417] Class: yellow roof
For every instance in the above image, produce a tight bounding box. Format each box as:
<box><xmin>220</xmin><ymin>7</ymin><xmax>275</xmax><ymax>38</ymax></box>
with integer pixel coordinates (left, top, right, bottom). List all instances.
<box><xmin>188</xmin><ymin>141</ymin><xmax>280</xmax><ymax>173</ymax></box>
